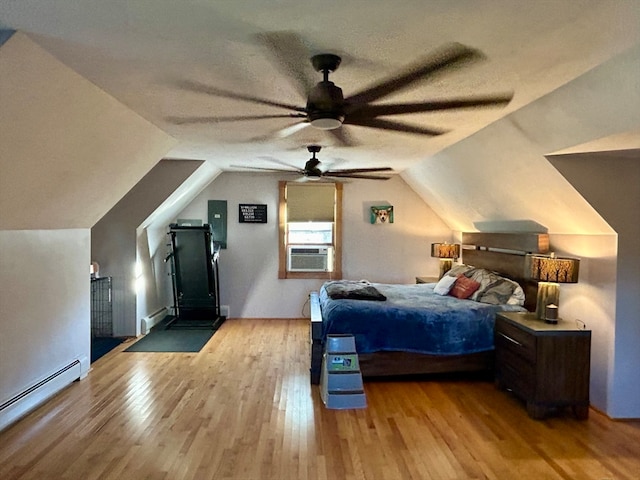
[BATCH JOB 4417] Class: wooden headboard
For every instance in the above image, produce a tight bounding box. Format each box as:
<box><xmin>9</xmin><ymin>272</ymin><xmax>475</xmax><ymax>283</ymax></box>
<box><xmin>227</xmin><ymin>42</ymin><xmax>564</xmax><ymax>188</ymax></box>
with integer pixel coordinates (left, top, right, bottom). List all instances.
<box><xmin>461</xmin><ymin>232</ymin><xmax>549</xmax><ymax>312</ymax></box>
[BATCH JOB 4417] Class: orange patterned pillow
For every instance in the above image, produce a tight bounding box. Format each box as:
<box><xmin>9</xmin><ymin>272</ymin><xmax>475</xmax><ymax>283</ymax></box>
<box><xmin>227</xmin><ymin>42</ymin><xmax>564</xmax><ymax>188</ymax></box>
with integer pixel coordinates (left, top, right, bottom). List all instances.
<box><xmin>449</xmin><ymin>274</ymin><xmax>481</xmax><ymax>299</ymax></box>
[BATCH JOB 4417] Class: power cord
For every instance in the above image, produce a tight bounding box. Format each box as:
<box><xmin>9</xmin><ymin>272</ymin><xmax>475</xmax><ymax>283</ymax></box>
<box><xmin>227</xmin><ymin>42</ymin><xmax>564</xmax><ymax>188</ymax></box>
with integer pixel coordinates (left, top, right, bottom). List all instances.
<box><xmin>301</xmin><ymin>295</ymin><xmax>310</xmax><ymax>317</ymax></box>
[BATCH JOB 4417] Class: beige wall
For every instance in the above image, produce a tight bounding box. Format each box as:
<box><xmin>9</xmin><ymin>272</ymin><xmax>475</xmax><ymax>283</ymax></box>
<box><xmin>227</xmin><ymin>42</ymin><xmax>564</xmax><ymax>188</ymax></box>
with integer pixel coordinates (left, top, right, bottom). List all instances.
<box><xmin>549</xmin><ymin>153</ymin><xmax>640</xmax><ymax>418</ymax></box>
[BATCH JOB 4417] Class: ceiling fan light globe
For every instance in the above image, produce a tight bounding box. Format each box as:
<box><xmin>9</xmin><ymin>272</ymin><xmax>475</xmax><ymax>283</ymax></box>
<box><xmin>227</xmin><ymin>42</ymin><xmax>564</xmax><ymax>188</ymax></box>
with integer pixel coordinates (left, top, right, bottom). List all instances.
<box><xmin>310</xmin><ymin>117</ymin><xmax>343</xmax><ymax>130</ymax></box>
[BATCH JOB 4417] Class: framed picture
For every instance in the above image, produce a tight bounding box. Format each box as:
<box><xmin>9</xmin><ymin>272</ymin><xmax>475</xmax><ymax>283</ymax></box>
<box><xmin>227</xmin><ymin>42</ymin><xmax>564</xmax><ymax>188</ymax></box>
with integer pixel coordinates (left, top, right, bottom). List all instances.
<box><xmin>239</xmin><ymin>204</ymin><xmax>267</xmax><ymax>223</ymax></box>
<box><xmin>370</xmin><ymin>205</ymin><xmax>394</xmax><ymax>224</ymax></box>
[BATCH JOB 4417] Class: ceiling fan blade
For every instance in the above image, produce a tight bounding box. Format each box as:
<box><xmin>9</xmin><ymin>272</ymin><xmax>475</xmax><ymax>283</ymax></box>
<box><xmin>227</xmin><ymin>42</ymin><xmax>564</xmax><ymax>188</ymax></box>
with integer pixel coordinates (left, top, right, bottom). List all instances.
<box><xmin>230</xmin><ymin>165</ymin><xmax>302</xmax><ymax>174</ymax></box>
<box><xmin>273</xmin><ymin>121</ymin><xmax>311</xmax><ymax>139</ymax></box>
<box><xmin>347</xmin><ymin>93</ymin><xmax>514</xmax><ymax>118</ymax></box>
<box><xmin>167</xmin><ymin>113</ymin><xmax>306</xmax><ymax>125</ymax></box>
<box><xmin>344</xmin><ymin>117</ymin><xmax>448</xmax><ymax>136</ymax></box>
<box><xmin>325</xmin><ymin>167</ymin><xmax>394</xmax><ymax>174</ymax></box>
<box><xmin>327</xmin><ymin>127</ymin><xmax>358</xmax><ymax>147</ymax></box>
<box><xmin>345</xmin><ymin>43</ymin><xmax>484</xmax><ymax>106</ymax></box>
<box><xmin>322</xmin><ymin>173</ymin><xmax>391</xmax><ymax>180</ymax></box>
<box><xmin>258</xmin><ymin>156</ymin><xmax>302</xmax><ymax>170</ymax></box>
<box><xmin>255</xmin><ymin>31</ymin><xmax>317</xmax><ymax>100</ymax></box>
<box><xmin>247</xmin><ymin>121</ymin><xmax>311</xmax><ymax>143</ymax></box>
<box><xmin>175</xmin><ymin>79</ymin><xmax>307</xmax><ymax>112</ymax></box>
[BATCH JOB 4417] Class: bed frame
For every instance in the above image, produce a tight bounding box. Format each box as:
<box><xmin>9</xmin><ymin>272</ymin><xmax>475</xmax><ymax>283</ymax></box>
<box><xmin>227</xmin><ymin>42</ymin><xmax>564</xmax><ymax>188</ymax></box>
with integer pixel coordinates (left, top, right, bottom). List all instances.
<box><xmin>309</xmin><ymin>232</ymin><xmax>549</xmax><ymax>383</ymax></box>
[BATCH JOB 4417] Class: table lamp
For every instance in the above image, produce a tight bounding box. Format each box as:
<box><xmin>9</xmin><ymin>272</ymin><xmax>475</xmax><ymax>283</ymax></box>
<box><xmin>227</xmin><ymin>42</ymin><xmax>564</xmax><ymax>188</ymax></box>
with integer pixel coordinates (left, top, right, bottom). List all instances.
<box><xmin>431</xmin><ymin>243</ymin><xmax>461</xmax><ymax>278</ymax></box>
<box><xmin>529</xmin><ymin>253</ymin><xmax>580</xmax><ymax>323</ymax></box>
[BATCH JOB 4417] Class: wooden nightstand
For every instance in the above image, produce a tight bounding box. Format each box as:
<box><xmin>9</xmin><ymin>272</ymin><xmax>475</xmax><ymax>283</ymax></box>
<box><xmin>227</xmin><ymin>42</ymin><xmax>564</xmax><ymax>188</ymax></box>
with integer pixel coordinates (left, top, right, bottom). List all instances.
<box><xmin>416</xmin><ymin>276</ymin><xmax>439</xmax><ymax>284</ymax></box>
<box><xmin>494</xmin><ymin>311</ymin><xmax>591</xmax><ymax>420</ymax></box>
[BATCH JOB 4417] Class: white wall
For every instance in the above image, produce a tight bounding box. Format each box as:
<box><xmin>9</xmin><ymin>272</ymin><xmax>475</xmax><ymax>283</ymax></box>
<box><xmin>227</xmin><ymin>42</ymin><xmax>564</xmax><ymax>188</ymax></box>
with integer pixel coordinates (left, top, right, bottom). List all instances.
<box><xmin>548</xmin><ymin>234</ymin><xmax>618</xmax><ymax>415</ymax></box>
<box><xmin>0</xmin><ymin>230</ymin><xmax>90</xmax><ymax>410</ymax></box>
<box><xmin>175</xmin><ymin>172</ymin><xmax>451</xmax><ymax>318</ymax></box>
<box><xmin>549</xmin><ymin>153</ymin><xmax>640</xmax><ymax>418</ymax></box>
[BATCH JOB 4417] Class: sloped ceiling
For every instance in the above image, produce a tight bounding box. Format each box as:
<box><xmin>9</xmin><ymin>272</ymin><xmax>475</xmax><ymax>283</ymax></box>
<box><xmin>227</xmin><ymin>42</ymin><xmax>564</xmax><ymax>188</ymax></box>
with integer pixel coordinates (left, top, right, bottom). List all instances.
<box><xmin>1</xmin><ymin>2</ymin><xmax>639</xmax><ymax>234</ymax></box>
<box><xmin>0</xmin><ymin>1</ymin><xmax>638</xmax><ymax>171</ymax></box>
<box><xmin>403</xmin><ymin>43</ymin><xmax>640</xmax><ymax>234</ymax></box>
<box><xmin>0</xmin><ymin>32</ymin><xmax>176</xmax><ymax>230</ymax></box>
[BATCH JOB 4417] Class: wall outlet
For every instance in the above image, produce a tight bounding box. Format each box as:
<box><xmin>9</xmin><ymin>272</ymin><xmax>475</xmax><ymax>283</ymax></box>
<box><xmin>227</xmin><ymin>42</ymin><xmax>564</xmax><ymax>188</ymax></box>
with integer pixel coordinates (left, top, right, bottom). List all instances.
<box><xmin>220</xmin><ymin>305</ymin><xmax>230</xmax><ymax>318</ymax></box>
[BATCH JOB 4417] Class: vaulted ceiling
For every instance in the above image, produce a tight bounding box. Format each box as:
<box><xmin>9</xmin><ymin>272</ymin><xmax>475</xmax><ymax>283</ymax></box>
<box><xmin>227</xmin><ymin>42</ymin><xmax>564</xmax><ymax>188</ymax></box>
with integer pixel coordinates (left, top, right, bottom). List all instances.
<box><xmin>1</xmin><ymin>1</ymin><xmax>639</xmax><ymax>235</ymax></box>
<box><xmin>1</xmin><ymin>0</ymin><xmax>638</xmax><ymax>172</ymax></box>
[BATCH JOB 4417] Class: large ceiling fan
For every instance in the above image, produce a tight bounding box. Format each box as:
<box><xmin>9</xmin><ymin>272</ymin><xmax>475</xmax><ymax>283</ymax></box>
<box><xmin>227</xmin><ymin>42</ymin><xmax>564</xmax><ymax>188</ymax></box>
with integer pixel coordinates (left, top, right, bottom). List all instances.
<box><xmin>233</xmin><ymin>145</ymin><xmax>393</xmax><ymax>181</ymax></box>
<box><xmin>168</xmin><ymin>33</ymin><xmax>513</xmax><ymax>146</ymax></box>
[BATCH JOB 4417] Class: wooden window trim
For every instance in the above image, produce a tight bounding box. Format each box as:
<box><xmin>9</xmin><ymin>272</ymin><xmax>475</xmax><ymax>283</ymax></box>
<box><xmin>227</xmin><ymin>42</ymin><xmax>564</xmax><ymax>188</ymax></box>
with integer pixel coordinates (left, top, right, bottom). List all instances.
<box><xmin>278</xmin><ymin>181</ymin><xmax>342</xmax><ymax>280</ymax></box>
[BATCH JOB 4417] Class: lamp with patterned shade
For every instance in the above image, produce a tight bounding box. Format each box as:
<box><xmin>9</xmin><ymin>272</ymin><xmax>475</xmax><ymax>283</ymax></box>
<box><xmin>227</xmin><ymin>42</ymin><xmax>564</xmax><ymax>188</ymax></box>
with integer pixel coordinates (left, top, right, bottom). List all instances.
<box><xmin>431</xmin><ymin>243</ymin><xmax>461</xmax><ymax>279</ymax></box>
<box><xmin>529</xmin><ymin>253</ymin><xmax>580</xmax><ymax>323</ymax></box>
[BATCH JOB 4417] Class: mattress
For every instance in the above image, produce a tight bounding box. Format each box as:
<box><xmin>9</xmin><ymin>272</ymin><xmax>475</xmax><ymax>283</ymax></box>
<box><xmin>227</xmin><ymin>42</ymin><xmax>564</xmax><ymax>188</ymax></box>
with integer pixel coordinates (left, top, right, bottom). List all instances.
<box><xmin>319</xmin><ymin>282</ymin><xmax>526</xmax><ymax>355</ymax></box>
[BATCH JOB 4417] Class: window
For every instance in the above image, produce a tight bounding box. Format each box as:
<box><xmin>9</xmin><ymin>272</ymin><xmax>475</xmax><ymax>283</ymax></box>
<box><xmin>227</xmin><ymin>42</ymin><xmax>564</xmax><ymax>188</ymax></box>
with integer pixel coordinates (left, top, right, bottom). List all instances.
<box><xmin>278</xmin><ymin>181</ymin><xmax>342</xmax><ymax>279</ymax></box>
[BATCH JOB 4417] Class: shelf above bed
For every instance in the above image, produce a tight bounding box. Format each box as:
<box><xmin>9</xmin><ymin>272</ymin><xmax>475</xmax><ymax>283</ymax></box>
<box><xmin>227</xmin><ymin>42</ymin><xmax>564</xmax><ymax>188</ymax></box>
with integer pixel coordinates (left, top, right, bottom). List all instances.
<box><xmin>462</xmin><ymin>232</ymin><xmax>549</xmax><ymax>254</ymax></box>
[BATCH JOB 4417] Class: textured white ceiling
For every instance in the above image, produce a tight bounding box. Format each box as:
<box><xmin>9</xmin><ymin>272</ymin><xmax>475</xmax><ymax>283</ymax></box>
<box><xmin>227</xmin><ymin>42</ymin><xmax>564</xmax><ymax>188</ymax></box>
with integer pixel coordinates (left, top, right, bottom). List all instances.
<box><xmin>2</xmin><ymin>0</ymin><xmax>638</xmax><ymax>173</ymax></box>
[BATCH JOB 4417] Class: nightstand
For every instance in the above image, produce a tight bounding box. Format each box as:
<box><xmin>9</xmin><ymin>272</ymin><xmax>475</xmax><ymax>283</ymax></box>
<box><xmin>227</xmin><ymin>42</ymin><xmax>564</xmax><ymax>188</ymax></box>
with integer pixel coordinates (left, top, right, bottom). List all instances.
<box><xmin>416</xmin><ymin>276</ymin><xmax>439</xmax><ymax>284</ymax></box>
<box><xmin>494</xmin><ymin>311</ymin><xmax>591</xmax><ymax>420</ymax></box>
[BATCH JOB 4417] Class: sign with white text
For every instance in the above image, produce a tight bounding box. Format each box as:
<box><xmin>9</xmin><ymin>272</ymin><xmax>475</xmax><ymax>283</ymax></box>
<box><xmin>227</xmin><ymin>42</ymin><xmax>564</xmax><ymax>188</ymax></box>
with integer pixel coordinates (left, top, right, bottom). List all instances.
<box><xmin>239</xmin><ymin>204</ymin><xmax>267</xmax><ymax>223</ymax></box>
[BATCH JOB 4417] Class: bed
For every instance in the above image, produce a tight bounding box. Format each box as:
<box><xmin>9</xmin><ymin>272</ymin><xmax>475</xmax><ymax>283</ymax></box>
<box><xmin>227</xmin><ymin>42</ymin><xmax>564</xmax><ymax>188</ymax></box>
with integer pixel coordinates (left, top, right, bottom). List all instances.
<box><xmin>309</xmin><ymin>232</ymin><xmax>549</xmax><ymax>383</ymax></box>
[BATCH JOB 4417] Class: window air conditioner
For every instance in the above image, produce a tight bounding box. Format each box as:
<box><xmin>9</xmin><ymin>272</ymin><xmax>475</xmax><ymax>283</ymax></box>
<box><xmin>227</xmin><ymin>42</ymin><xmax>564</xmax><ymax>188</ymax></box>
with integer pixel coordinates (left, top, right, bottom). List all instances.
<box><xmin>288</xmin><ymin>246</ymin><xmax>331</xmax><ymax>272</ymax></box>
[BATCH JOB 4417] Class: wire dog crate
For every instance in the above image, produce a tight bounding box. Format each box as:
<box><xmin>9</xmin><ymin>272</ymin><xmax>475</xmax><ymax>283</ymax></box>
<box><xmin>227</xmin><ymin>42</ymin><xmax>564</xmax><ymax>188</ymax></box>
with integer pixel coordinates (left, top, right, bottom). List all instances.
<box><xmin>91</xmin><ymin>277</ymin><xmax>113</xmax><ymax>337</ymax></box>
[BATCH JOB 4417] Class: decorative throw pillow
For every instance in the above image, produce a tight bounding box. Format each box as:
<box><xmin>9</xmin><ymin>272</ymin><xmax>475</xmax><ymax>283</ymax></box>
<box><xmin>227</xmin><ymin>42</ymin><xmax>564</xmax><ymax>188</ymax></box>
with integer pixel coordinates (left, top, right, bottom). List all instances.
<box><xmin>467</xmin><ymin>268</ymin><xmax>501</xmax><ymax>301</ymax></box>
<box><xmin>433</xmin><ymin>274</ymin><xmax>457</xmax><ymax>295</ymax></box>
<box><xmin>477</xmin><ymin>278</ymin><xmax>517</xmax><ymax>305</ymax></box>
<box><xmin>449</xmin><ymin>275</ymin><xmax>481</xmax><ymax>299</ymax></box>
<box><xmin>447</xmin><ymin>264</ymin><xmax>474</xmax><ymax>278</ymax></box>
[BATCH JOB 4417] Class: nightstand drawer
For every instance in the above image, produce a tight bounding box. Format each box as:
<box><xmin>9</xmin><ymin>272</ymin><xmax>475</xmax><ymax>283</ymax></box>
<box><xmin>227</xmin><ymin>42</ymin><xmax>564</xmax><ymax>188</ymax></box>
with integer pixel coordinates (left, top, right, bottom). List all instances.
<box><xmin>494</xmin><ymin>311</ymin><xmax>591</xmax><ymax>420</ymax></box>
<box><xmin>496</xmin><ymin>346</ymin><xmax>535</xmax><ymax>397</ymax></box>
<box><xmin>495</xmin><ymin>317</ymin><xmax>536</xmax><ymax>363</ymax></box>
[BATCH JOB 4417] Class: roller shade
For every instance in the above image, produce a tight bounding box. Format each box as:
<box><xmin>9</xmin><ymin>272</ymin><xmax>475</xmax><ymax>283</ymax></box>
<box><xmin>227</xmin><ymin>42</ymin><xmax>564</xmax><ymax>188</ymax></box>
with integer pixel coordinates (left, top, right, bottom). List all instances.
<box><xmin>286</xmin><ymin>183</ymin><xmax>335</xmax><ymax>222</ymax></box>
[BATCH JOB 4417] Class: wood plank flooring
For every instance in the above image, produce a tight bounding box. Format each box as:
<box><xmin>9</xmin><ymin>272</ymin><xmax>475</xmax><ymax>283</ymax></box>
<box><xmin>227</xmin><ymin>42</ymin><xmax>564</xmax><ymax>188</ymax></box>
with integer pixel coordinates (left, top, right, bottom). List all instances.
<box><xmin>1</xmin><ymin>318</ymin><xmax>639</xmax><ymax>480</ymax></box>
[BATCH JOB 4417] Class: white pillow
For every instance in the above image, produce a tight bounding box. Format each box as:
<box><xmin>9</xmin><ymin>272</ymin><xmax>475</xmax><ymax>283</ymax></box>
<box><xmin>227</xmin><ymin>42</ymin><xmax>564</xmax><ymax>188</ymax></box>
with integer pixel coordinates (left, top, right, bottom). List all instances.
<box><xmin>433</xmin><ymin>274</ymin><xmax>457</xmax><ymax>295</ymax></box>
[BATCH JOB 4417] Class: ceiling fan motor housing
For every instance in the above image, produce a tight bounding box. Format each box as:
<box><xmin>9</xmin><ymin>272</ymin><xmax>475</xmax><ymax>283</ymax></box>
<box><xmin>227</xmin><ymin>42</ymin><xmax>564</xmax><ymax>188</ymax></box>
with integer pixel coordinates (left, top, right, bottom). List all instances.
<box><xmin>304</xmin><ymin>160</ymin><xmax>323</xmax><ymax>177</ymax></box>
<box><xmin>307</xmin><ymin>81</ymin><xmax>345</xmax><ymax>130</ymax></box>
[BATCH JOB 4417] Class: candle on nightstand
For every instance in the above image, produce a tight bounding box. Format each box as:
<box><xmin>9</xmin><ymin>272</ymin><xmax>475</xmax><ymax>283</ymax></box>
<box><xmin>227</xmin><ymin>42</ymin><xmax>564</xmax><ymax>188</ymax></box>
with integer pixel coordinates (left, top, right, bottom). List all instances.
<box><xmin>545</xmin><ymin>304</ymin><xmax>558</xmax><ymax>324</ymax></box>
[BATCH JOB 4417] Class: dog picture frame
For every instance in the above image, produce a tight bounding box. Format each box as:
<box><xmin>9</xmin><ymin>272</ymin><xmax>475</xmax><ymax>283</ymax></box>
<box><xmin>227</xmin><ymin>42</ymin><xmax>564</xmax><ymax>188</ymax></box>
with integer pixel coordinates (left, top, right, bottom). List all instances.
<box><xmin>370</xmin><ymin>205</ymin><xmax>394</xmax><ymax>224</ymax></box>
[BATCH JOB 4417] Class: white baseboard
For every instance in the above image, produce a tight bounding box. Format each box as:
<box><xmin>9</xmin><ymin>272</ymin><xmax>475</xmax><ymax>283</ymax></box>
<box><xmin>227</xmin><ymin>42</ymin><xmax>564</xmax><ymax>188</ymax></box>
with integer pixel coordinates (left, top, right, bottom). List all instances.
<box><xmin>221</xmin><ymin>305</ymin><xmax>230</xmax><ymax>318</ymax></box>
<box><xmin>141</xmin><ymin>307</ymin><xmax>168</xmax><ymax>334</ymax></box>
<box><xmin>0</xmin><ymin>358</ymin><xmax>86</xmax><ymax>432</ymax></box>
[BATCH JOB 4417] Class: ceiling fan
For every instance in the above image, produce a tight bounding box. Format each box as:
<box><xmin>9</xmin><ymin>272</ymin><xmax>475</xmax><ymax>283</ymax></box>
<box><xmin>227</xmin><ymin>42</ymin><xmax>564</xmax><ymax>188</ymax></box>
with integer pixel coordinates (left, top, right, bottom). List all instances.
<box><xmin>233</xmin><ymin>145</ymin><xmax>393</xmax><ymax>181</ymax></box>
<box><xmin>169</xmin><ymin>33</ymin><xmax>513</xmax><ymax>146</ymax></box>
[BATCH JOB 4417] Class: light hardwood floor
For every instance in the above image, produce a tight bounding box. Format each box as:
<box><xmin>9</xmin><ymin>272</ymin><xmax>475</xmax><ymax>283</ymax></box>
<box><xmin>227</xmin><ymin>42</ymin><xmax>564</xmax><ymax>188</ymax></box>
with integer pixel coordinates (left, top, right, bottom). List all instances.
<box><xmin>1</xmin><ymin>319</ymin><xmax>639</xmax><ymax>480</ymax></box>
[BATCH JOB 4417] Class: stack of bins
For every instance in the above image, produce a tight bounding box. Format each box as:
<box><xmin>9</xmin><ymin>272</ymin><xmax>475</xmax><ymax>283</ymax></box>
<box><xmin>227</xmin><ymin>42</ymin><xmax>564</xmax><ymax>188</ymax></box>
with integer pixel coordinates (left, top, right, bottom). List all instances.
<box><xmin>320</xmin><ymin>334</ymin><xmax>367</xmax><ymax>409</ymax></box>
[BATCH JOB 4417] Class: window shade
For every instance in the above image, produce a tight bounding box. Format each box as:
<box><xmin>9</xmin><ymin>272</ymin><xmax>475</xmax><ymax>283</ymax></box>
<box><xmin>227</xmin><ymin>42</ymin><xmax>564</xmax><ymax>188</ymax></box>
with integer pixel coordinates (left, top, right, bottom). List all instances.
<box><xmin>286</xmin><ymin>183</ymin><xmax>335</xmax><ymax>222</ymax></box>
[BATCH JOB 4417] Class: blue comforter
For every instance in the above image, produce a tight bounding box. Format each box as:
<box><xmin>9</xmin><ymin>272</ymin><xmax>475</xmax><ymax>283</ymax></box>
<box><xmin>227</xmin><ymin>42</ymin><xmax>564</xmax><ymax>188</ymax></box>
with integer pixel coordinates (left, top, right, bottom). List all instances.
<box><xmin>319</xmin><ymin>282</ymin><xmax>526</xmax><ymax>355</ymax></box>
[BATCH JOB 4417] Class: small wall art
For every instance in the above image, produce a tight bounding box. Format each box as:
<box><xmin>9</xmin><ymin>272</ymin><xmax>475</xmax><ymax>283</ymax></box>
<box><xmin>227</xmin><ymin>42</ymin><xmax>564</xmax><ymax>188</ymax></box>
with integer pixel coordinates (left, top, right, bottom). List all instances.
<box><xmin>370</xmin><ymin>205</ymin><xmax>394</xmax><ymax>224</ymax></box>
<box><xmin>239</xmin><ymin>204</ymin><xmax>267</xmax><ymax>223</ymax></box>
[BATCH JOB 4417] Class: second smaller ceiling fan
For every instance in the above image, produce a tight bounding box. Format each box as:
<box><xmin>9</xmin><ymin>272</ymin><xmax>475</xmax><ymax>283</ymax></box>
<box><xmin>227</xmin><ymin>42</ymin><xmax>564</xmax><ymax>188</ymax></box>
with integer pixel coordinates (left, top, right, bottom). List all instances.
<box><xmin>233</xmin><ymin>145</ymin><xmax>393</xmax><ymax>181</ymax></box>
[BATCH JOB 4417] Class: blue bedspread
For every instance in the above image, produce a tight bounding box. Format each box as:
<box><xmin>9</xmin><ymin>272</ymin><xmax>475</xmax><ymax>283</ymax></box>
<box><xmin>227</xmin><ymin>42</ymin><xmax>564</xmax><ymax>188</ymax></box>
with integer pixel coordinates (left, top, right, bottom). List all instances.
<box><xmin>319</xmin><ymin>282</ymin><xmax>526</xmax><ymax>355</ymax></box>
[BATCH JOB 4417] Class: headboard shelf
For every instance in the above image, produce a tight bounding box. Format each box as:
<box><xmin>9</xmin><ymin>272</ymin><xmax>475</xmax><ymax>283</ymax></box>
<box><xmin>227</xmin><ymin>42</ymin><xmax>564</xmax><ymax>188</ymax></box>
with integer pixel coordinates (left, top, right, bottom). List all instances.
<box><xmin>462</xmin><ymin>232</ymin><xmax>549</xmax><ymax>253</ymax></box>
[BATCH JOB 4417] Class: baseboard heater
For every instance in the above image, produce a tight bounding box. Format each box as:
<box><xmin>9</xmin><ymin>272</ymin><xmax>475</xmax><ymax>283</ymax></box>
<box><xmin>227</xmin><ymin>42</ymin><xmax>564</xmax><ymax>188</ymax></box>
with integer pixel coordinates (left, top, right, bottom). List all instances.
<box><xmin>0</xmin><ymin>358</ymin><xmax>85</xmax><ymax>432</ymax></box>
<box><xmin>142</xmin><ymin>307</ymin><xmax>168</xmax><ymax>334</ymax></box>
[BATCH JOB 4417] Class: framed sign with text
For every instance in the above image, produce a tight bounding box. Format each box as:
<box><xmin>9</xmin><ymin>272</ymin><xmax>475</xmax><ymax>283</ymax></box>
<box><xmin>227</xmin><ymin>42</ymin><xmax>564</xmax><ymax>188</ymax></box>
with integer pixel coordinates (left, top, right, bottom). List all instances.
<box><xmin>239</xmin><ymin>204</ymin><xmax>267</xmax><ymax>223</ymax></box>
